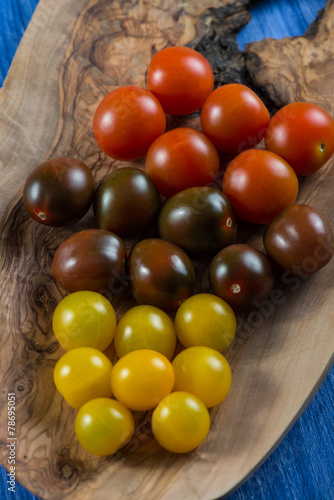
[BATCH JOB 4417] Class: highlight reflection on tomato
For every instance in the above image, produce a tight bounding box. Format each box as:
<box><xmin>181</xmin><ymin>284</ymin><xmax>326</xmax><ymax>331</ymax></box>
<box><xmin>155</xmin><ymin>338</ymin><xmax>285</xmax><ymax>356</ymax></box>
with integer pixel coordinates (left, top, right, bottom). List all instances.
<box><xmin>265</xmin><ymin>102</ymin><xmax>334</xmax><ymax>176</ymax></box>
<box><xmin>147</xmin><ymin>46</ymin><xmax>214</xmax><ymax>116</ymax></box>
<box><xmin>223</xmin><ymin>149</ymin><xmax>299</xmax><ymax>224</ymax></box>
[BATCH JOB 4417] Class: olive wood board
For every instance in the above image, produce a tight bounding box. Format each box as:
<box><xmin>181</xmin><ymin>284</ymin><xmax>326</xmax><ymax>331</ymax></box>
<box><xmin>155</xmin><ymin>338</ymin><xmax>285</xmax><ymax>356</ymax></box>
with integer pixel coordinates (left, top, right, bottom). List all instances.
<box><xmin>0</xmin><ymin>0</ymin><xmax>334</xmax><ymax>499</ymax></box>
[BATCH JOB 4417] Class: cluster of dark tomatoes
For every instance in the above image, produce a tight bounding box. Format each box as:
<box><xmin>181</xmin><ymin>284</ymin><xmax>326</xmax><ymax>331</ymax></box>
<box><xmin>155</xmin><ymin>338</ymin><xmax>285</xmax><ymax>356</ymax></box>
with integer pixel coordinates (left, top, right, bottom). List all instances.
<box><xmin>22</xmin><ymin>46</ymin><xmax>334</xmax><ymax>456</ymax></box>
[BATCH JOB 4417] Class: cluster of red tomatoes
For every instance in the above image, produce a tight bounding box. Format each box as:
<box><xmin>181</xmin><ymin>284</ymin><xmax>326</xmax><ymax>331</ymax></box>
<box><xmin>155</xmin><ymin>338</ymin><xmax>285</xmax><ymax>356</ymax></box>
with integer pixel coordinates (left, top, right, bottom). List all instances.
<box><xmin>23</xmin><ymin>46</ymin><xmax>334</xmax><ymax>457</ymax></box>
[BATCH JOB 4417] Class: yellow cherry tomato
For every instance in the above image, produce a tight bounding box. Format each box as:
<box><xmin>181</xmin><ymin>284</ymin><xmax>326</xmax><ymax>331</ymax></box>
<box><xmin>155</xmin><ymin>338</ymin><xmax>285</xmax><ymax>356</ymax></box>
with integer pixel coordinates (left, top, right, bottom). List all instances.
<box><xmin>114</xmin><ymin>305</ymin><xmax>176</xmax><ymax>359</ymax></box>
<box><xmin>172</xmin><ymin>346</ymin><xmax>232</xmax><ymax>408</ymax></box>
<box><xmin>75</xmin><ymin>398</ymin><xmax>134</xmax><ymax>456</ymax></box>
<box><xmin>52</xmin><ymin>291</ymin><xmax>117</xmax><ymax>351</ymax></box>
<box><xmin>111</xmin><ymin>349</ymin><xmax>174</xmax><ymax>411</ymax></box>
<box><xmin>152</xmin><ymin>391</ymin><xmax>210</xmax><ymax>453</ymax></box>
<box><xmin>174</xmin><ymin>293</ymin><xmax>237</xmax><ymax>352</ymax></box>
<box><xmin>54</xmin><ymin>347</ymin><xmax>112</xmax><ymax>409</ymax></box>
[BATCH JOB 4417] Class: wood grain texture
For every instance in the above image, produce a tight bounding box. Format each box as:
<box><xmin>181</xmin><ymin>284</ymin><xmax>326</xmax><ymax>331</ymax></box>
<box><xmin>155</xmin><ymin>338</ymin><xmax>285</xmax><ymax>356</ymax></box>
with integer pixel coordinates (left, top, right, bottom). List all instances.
<box><xmin>0</xmin><ymin>0</ymin><xmax>333</xmax><ymax>499</ymax></box>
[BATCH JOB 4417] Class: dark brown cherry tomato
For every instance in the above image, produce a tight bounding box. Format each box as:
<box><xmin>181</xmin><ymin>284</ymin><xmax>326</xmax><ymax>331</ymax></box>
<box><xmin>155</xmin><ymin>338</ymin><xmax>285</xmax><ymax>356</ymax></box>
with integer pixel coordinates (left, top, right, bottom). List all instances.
<box><xmin>263</xmin><ymin>204</ymin><xmax>334</xmax><ymax>275</ymax></box>
<box><xmin>51</xmin><ymin>229</ymin><xmax>126</xmax><ymax>293</ymax></box>
<box><xmin>145</xmin><ymin>127</ymin><xmax>220</xmax><ymax>198</ymax></box>
<box><xmin>23</xmin><ymin>157</ymin><xmax>95</xmax><ymax>226</ymax></box>
<box><xmin>158</xmin><ymin>187</ymin><xmax>237</xmax><ymax>257</ymax></box>
<box><xmin>209</xmin><ymin>244</ymin><xmax>276</xmax><ymax>310</ymax></box>
<box><xmin>93</xmin><ymin>86</ymin><xmax>166</xmax><ymax>161</ymax></box>
<box><xmin>265</xmin><ymin>102</ymin><xmax>334</xmax><ymax>176</ymax></box>
<box><xmin>128</xmin><ymin>238</ymin><xmax>195</xmax><ymax>312</ymax></box>
<box><xmin>146</xmin><ymin>46</ymin><xmax>214</xmax><ymax>116</ymax></box>
<box><xmin>93</xmin><ymin>168</ymin><xmax>161</xmax><ymax>239</ymax></box>
<box><xmin>201</xmin><ymin>83</ymin><xmax>270</xmax><ymax>155</ymax></box>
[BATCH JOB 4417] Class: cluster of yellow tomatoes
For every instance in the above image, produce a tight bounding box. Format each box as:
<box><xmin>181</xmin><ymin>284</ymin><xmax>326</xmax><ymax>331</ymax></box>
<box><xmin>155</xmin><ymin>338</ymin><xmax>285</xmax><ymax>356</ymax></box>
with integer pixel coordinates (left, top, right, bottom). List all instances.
<box><xmin>53</xmin><ymin>291</ymin><xmax>236</xmax><ymax>455</ymax></box>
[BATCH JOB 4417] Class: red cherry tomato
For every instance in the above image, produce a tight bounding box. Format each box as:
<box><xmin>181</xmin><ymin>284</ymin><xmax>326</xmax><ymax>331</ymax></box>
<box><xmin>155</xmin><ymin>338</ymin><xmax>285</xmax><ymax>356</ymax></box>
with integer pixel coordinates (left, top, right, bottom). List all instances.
<box><xmin>147</xmin><ymin>46</ymin><xmax>214</xmax><ymax>116</ymax></box>
<box><xmin>265</xmin><ymin>102</ymin><xmax>334</xmax><ymax>176</ymax></box>
<box><xmin>222</xmin><ymin>149</ymin><xmax>299</xmax><ymax>224</ymax></box>
<box><xmin>93</xmin><ymin>86</ymin><xmax>166</xmax><ymax>161</ymax></box>
<box><xmin>201</xmin><ymin>83</ymin><xmax>270</xmax><ymax>155</ymax></box>
<box><xmin>146</xmin><ymin>127</ymin><xmax>220</xmax><ymax>198</ymax></box>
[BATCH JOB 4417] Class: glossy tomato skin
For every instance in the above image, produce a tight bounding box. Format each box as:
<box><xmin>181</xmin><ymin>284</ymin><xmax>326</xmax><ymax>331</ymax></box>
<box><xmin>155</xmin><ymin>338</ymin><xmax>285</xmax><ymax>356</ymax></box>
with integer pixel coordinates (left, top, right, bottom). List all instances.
<box><xmin>51</xmin><ymin>229</ymin><xmax>126</xmax><ymax>293</ymax></box>
<box><xmin>159</xmin><ymin>186</ymin><xmax>237</xmax><ymax>257</ymax></box>
<box><xmin>110</xmin><ymin>349</ymin><xmax>175</xmax><ymax>411</ymax></box>
<box><xmin>265</xmin><ymin>102</ymin><xmax>334</xmax><ymax>176</ymax></box>
<box><xmin>152</xmin><ymin>391</ymin><xmax>210</xmax><ymax>453</ymax></box>
<box><xmin>146</xmin><ymin>127</ymin><xmax>220</xmax><ymax>198</ymax></box>
<box><xmin>263</xmin><ymin>204</ymin><xmax>334</xmax><ymax>275</ymax></box>
<box><xmin>128</xmin><ymin>238</ymin><xmax>195</xmax><ymax>312</ymax></box>
<box><xmin>146</xmin><ymin>46</ymin><xmax>214</xmax><ymax>116</ymax></box>
<box><xmin>75</xmin><ymin>398</ymin><xmax>134</xmax><ymax>456</ymax></box>
<box><xmin>209</xmin><ymin>244</ymin><xmax>276</xmax><ymax>310</ymax></box>
<box><xmin>23</xmin><ymin>157</ymin><xmax>95</xmax><ymax>226</ymax></box>
<box><xmin>201</xmin><ymin>83</ymin><xmax>270</xmax><ymax>155</ymax></box>
<box><xmin>172</xmin><ymin>346</ymin><xmax>232</xmax><ymax>408</ymax></box>
<box><xmin>93</xmin><ymin>86</ymin><xmax>166</xmax><ymax>161</ymax></box>
<box><xmin>94</xmin><ymin>168</ymin><xmax>161</xmax><ymax>238</ymax></box>
<box><xmin>174</xmin><ymin>293</ymin><xmax>237</xmax><ymax>352</ymax></box>
<box><xmin>52</xmin><ymin>291</ymin><xmax>117</xmax><ymax>351</ymax></box>
<box><xmin>114</xmin><ymin>305</ymin><xmax>176</xmax><ymax>360</ymax></box>
<box><xmin>223</xmin><ymin>149</ymin><xmax>299</xmax><ymax>224</ymax></box>
<box><xmin>54</xmin><ymin>347</ymin><xmax>112</xmax><ymax>409</ymax></box>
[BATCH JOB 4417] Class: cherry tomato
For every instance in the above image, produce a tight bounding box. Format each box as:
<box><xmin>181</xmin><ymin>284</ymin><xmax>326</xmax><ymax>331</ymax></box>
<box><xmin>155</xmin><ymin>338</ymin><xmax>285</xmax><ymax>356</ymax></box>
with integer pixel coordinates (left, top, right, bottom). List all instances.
<box><xmin>158</xmin><ymin>186</ymin><xmax>237</xmax><ymax>256</ymax></box>
<box><xmin>54</xmin><ymin>347</ymin><xmax>112</xmax><ymax>409</ymax></box>
<box><xmin>145</xmin><ymin>127</ymin><xmax>219</xmax><ymax>198</ymax></box>
<box><xmin>75</xmin><ymin>398</ymin><xmax>134</xmax><ymax>456</ymax></box>
<box><xmin>263</xmin><ymin>204</ymin><xmax>334</xmax><ymax>275</ymax></box>
<box><xmin>52</xmin><ymin>291</ymin><xmax>117</xmax><ymax>351</ymax></box>
<box><xmin>93</xmin><ymin>86</ymin><xmax>166</xmax><ymax>161</ymax></box>
<box><xmin>209</xmin><ymin>244</ymin><xmax>276</xmax><ymax>310</ymax></box>
<box><xmin>172</xmin><ymin>347</ymin><xmax>232</xmax><ymax>408</ymax></box>
<box><xmin>174</xmin><ymin>294</ymin><xmax>237</xmax><ymax>352</ymax></box>
<box><xmin>114</xmin><ymin>305</ymin><xmax>176</xmax><ymax>360</ymax></box>
<box><xmin>93</xmin><ymin>168</ymin><xmax>161</xmax><ymax>239</ymax></box>
<box><xmin>128</xmin><ymin>238</ymin><xmax>195</xmax><ymax>312</ymax></box>
<box><xmin>146</xmin><ymin>46</ymin><xmax>214</xmax><ymax>116</ymax></box>
<box><xmin>222</xmin><ymin>149</ymin><xmax>299</xmax><ymax>224</ymax></box>
<box><xmin>152</xmin><ymin>391</ymin><xmax>210</xmax><ymax>453</ymax></box>
<box><xmin>265</xmin><ymin>102</ymin><xmax>334</xmax><ymax>176</ymax></box>
<box><xmin>51</xmin><ymin>229</ymin><xmax>126</xmax><ymax>293</ymax></box>
<box><xmin>23</xmin><ymin>157</ymin><xmax>94</xmax><ymax>226</ymax></box>
<box><xmin>110</xmin><ymin>349</ymin><xmax>174</xmax><ymax>411</ymax></box>
<box><xmin>201</xmin><ymin>83</ymin><xmax>270</xmax><ymax>155</ymax></box>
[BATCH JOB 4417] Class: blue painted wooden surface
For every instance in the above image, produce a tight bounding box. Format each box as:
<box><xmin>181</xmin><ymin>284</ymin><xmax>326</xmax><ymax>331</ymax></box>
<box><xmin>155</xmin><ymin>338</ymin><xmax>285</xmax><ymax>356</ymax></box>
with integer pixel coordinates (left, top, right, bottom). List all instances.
<box><xmin>0</xmin><ymin>1</ymin><xmax>333</xmax><ymax>499</ymax></box>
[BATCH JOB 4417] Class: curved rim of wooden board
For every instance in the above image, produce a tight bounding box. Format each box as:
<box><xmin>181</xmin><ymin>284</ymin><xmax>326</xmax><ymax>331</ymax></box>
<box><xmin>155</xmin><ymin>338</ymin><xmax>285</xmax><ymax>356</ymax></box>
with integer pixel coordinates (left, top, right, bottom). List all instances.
<box><xmin>0</xmin><ymin>0</ymin><xmax>334</xmax><ymax>499</ymax></box>
<box><xmin>221</xmin><ymin>355</ymin><xmax>334</xmax><ymax>499</ymax></box>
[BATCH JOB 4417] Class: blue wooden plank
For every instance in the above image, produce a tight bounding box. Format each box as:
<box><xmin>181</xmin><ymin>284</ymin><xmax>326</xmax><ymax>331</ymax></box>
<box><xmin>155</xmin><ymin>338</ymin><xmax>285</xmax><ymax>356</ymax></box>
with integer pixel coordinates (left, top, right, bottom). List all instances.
<box><xmin>0</xmin><ymin>1</ymin><xmax>333</xmax><ymax>500</ymax></box>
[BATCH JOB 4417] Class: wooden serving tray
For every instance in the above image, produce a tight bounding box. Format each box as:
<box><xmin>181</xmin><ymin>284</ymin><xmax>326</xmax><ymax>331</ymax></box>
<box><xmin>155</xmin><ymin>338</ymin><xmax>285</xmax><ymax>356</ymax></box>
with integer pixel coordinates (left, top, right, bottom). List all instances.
<box><xmin>1</xmin><ymin>0</ymin><xmax>333</xmax><ymax>499</ymax></box>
